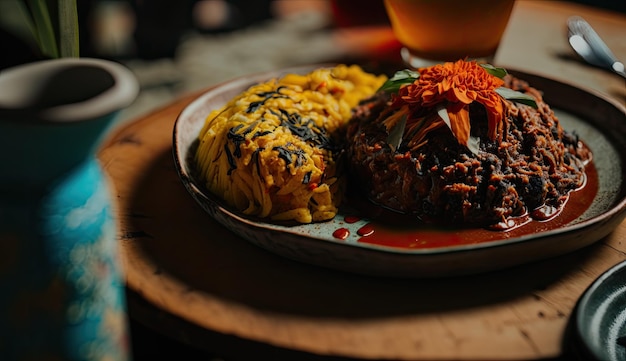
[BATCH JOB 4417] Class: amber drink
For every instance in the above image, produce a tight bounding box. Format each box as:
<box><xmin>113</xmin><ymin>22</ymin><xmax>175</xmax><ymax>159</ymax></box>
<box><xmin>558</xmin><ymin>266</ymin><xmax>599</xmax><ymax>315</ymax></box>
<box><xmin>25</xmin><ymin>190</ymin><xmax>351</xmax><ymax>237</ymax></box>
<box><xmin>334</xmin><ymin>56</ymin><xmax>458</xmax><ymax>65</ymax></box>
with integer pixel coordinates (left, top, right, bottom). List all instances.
<box><xmin>384</xmin><ymin>0</ymin><xmax>515</xmax><ymax>67</ymax></box>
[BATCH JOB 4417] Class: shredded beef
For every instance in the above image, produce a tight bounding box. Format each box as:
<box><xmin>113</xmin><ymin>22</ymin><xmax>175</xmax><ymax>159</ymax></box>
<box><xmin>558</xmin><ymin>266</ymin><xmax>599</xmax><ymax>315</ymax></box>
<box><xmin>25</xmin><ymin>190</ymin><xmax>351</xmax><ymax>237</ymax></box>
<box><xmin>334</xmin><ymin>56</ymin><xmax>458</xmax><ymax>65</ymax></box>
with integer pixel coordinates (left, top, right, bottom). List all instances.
<box><xmin>346</xmin><ymin>75</ymin><xmax>591</xmax><ymax>227</ymax></box>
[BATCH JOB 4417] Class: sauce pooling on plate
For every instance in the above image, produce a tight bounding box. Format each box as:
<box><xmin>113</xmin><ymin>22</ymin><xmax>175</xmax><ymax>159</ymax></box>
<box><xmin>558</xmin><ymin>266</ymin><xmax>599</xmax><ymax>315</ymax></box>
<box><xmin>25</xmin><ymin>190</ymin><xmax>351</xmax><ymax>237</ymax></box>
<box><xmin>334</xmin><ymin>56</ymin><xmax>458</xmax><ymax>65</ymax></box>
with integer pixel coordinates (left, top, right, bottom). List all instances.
<box><xmin>330</xmin><ymin>159</ymin><xmax>597</xmax><ymax>249</ymax></box>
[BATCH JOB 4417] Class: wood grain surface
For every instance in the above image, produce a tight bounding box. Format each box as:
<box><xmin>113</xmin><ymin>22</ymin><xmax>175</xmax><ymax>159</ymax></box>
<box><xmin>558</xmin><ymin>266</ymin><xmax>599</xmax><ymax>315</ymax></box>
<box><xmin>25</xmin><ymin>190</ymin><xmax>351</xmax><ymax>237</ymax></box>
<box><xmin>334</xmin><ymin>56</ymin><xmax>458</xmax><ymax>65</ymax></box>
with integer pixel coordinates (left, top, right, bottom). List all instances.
<box><xmin>99</xmin><ymin>1</ymin><xmax>626</xmax><ymax>360</ymax></box>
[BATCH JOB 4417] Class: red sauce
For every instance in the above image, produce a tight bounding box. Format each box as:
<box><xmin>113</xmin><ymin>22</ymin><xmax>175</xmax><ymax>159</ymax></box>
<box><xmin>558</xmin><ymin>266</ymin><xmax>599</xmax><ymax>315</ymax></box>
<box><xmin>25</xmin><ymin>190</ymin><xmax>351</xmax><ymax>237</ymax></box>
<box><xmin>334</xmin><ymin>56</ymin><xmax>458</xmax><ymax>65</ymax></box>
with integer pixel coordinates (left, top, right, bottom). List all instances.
<box><xmin>357</xmin><ymin>224</ymin><xmax>375</xmax><ymax>237</ymax></box>
<box><xmin>530</xmin><ymin>204</ymin><xmax>561</xmax><ymax>221</ymax></box>
<box><xmin>344</xmin><ymin>215</ymin><xmax>361</xmax><ymax>224</ymax></box>
<box><xmin>332</xmin><ymin>228</ymin><xmax>350</xmax><ymax>240</ymax></box>
<box><xmin>337</xmin><ymin>161</ymin><xmax>598</xmax><ymax>250</ymax></box>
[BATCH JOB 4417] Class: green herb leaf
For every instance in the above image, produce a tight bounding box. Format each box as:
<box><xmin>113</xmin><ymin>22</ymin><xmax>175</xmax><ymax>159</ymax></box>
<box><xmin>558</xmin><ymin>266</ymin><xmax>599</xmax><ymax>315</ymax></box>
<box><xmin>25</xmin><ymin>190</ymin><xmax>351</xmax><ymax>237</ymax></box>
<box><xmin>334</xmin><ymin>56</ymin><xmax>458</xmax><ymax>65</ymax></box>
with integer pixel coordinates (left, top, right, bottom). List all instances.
<box><xmin>378</xmin><ymin>69</ymin><xmax>419</xmax><ymax>94</ymax></box>
<box><xmin>467</xmin><ymin>136</ymin><xmax>480</xmax><ymax>155</ymax></box>
<box><xmin>436</xmin><ymin>104</ymin><xmax>451</xmax><ymax>131</ymax></box>
<box><xmin>436</xmin><ymin>105</ymin><xmax>479</xmax><ymax>154</ymax></box>
<box><xmin>495</xmin><ymin>87</ymin><xmax>538</xmax><ymax>108</ymax></box>
<box><xmin>386</xmin><ymin>113</ymin><xmax>407</xmax><ymax>152</ymax></box>
<box><xmin>480</xmin><ymin>64</ymin><xmax>508</xmax><ymax>79</ymax></box>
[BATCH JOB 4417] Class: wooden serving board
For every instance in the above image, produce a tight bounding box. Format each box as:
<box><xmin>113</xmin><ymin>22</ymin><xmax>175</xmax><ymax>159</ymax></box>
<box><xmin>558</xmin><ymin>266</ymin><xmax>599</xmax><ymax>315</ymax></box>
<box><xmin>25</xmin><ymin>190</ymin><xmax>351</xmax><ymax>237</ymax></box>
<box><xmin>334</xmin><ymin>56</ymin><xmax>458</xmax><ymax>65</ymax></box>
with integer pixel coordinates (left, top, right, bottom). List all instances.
<box><xmin>99</xmin><ymin>89</ymin><xmax>626</xmax><ymax>360</ymax></box>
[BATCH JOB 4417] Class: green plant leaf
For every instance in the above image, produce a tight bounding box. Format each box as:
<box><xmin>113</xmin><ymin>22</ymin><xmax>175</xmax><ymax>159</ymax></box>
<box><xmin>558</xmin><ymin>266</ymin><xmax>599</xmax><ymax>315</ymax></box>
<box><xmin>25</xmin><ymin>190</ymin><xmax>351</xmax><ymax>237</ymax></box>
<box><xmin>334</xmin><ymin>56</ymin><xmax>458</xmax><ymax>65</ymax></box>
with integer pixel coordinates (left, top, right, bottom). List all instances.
<box><xmin>26</xmin><ymin>0</ymin><xmax>59</xmax><ymax>58</ymax></box>
<box><xmin>58</xmin><ymin>0</ymin><xmax>79</xmax><ymax>57</ymax></box>
<box><xmin>378</xmin><ymin>69</ymin><xmax>419</xmax><ymax>93</ymax></box>
<box><xmin>13</xmin><ymin>1</ymin><xmax>38</xmax><ymax>45</ymax></box>
<box><xmin>480</xmin><ymin>63</ymin><xmax>508</xmax><ymax>78</ymax></box>
<box><xmin>386</xmin><ymin>113</ymin><xmax>407</xmax><ymax>152</ymax></box>
<box><xmin>495</xmin><ymin>87</ymin><xmax>538</xmax><ymax>108</ymax></box>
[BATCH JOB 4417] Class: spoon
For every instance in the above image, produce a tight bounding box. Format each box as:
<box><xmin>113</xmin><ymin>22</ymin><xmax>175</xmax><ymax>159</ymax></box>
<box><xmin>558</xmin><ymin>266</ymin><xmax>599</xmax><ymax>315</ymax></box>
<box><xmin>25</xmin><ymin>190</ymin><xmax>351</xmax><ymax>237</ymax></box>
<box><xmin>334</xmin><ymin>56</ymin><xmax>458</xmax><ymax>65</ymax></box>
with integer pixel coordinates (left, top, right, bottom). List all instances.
<box><xmin>567</xmin><ymin>16</ymin><xmax>626</xmax><ymax>79</ymax></box>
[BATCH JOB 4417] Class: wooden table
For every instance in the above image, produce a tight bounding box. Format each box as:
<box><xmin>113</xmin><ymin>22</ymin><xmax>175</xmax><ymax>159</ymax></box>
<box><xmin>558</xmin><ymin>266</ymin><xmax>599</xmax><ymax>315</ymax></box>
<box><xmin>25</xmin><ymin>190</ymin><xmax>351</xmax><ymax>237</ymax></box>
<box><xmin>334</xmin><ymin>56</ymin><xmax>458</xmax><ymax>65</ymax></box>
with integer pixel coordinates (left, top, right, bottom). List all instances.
<box><xmin>99</xmin><ymin>1</ymin><xmax>626</xmax><ymax>360</ymax></box>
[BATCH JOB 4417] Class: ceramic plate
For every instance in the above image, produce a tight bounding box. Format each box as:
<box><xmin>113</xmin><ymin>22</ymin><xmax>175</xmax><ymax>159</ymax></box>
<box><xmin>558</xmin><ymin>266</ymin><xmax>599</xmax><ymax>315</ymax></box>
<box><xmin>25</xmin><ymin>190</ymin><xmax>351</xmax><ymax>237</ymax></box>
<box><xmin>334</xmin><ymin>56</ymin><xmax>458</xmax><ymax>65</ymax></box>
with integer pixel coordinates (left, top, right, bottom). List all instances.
<box><xmin>572</xmin><ymin>260</ymin><xmax>626</xmax><ymax>360</ymax></box>
<box><xmin>173</xmin><ymin>65</ymin><xmax>626</xmax><ymax>278</ymax></box>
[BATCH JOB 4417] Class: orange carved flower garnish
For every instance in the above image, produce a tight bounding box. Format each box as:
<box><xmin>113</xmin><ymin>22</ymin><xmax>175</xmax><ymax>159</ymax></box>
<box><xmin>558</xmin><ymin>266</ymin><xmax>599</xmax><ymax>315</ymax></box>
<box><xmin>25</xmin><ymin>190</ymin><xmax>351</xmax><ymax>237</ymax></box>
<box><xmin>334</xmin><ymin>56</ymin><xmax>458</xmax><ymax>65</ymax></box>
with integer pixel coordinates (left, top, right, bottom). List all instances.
<box><xmin>385</xmin><ymin>60</ymin><xmax>506</xmax><ymax>153</ymax></box>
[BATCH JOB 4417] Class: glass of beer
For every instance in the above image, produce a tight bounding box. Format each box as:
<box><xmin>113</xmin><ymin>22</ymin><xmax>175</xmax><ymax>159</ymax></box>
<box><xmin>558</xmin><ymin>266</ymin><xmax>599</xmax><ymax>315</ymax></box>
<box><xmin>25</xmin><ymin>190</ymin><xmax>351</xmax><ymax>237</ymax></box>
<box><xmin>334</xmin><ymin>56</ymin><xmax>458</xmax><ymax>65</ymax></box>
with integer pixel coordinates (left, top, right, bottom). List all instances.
<box><xmin>383</xmin><ymin>0</ymin><xmax>516</xmax><ymax>67</ymax></box>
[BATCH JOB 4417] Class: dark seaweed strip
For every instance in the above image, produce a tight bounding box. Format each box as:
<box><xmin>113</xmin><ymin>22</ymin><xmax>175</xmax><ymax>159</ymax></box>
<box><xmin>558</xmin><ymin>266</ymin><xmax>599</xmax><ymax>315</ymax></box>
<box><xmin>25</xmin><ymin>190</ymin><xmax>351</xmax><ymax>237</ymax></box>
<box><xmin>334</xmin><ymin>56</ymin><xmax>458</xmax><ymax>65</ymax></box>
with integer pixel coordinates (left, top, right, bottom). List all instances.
<box><xmin>294</xmin><ymin>149</ymin><xmax>306</xmax><ymax>167</ymax></box>
<box><xmin>224</xmin><ymin>144</ymin><xmax>236</xmax><ymax>175</ymax></box>
<box><xmin>255</xmin><ymin>86</ymin><xmax>287</xmax><ymax>98</ymax></box>
<box><xmin>279</xmin><ymin>108</ymin><xmax>294</xmax><ymax>120</ymax></box>
<box><xmin>302</xmin><ymin>171</ymin><xmax>312</xmax><ymax>184</ymax></box>
<box><xmin>253</xmin><ymin>130</ymin><xmax>272</xmax><ymax>138</ymax></box>
<box><xmin>252</xmin><ymin>148</ymin><xmax>264</xmax><ymax>181</ymax></box>
<box><xmin>272</xmin><ymin>145</ymin><xmax>308</xmax><ymax>172</ymax></box>
<box><xmin>248</xmin><ymin>99</ymin><xmax>269</xmax><ymax>113</ymax></box>
<box><xmin>312</xmin><ymin>129</ymin><xmax>332</xmax><ymax>149</ymax></box>
<box><xmin>226</xmin><ymin>124</ymin><xmax>245</xmax><ymax>140</ymax></box>
<box><xmin>273</xmin><ymin>146</ymin><xmax>293</xmax><ymax>165</ymax></box>
<box><xmin>241</xmin><ymin>121</ymin><xmax>259</xmax><ymax>136</ymax></box>
<box><xmin>273</xmin><ymin>108</ymin><xmax>332</xmax><ymax>148</ymax></box>
<box><xmin>247</xmin><ymin>87</ymin><xmax>289</xmax><ymax>113</ymax></box>
<box><xmin>227</xmin><ymin>124</ymin><xmax>246</xmax><ymax>157</ymax></box>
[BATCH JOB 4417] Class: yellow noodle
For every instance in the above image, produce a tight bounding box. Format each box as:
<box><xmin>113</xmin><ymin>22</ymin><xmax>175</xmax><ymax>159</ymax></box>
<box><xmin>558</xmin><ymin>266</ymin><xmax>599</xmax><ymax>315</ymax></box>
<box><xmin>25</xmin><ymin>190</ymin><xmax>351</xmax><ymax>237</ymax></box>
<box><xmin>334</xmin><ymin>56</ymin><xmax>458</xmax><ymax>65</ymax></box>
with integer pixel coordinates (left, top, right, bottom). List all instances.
<box><xmin>194</xmin><ymin>64</ymin><xmax>386</xmax><ymax>223</ymax></box>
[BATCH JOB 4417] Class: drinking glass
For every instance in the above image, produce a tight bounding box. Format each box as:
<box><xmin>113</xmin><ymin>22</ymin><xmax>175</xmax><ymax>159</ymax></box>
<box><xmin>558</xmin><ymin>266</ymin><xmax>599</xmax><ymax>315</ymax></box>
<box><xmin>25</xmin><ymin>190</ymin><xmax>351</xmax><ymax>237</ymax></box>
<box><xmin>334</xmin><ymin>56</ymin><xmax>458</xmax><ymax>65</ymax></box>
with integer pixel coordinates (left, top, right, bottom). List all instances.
<box><xmin>383</xmin><ymin>0</ymin><xmax>516</xmax><ymax>67</ymax></box>
<box><xmin>330</xmin><ymin>0</ymin><xmax>390</xmax><ymax>27</ymax></box>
